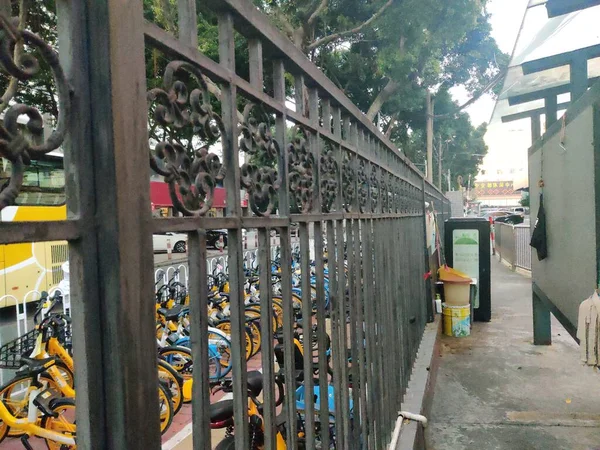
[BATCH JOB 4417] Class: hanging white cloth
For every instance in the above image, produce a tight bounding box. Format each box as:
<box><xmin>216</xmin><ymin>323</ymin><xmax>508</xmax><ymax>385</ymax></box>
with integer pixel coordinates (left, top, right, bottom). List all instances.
<box><xmin>577</xmin><ymin>291</ymin><xmax>600</xmax><ymax>366</ymax></box>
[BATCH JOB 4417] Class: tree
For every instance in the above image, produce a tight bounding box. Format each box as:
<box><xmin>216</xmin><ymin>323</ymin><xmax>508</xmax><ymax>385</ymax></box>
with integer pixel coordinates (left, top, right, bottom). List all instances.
<box><xmin>0</xmin><ymin>0</ymin><xmax>59</xmax><ymax>119</ymax></box>
<box><xmin>3</xmin><ymin>0</ymin><xmax>500</xmax><ymax>181</ymax></box>
<box><xmin>398</xmin><ymin>89</ymin><xmax>488</xmax><ymax>190</ymax></box>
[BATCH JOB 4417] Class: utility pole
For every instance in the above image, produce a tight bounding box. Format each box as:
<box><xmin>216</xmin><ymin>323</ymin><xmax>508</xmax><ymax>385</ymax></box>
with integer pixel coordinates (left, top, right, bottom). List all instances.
<box><xmin>437</xmin><ymin>136</ymin><xmax>443</xmax><ymax>189</ymax></box>
<box><xmin>447</xmin><ymin>168</ymin><xmax>451</xmax><ymax>192</ymax></box>
<box><xmin>426</xmin><ymin>91</ymin><xmax>434</xmax><ymax>183</ymax></box>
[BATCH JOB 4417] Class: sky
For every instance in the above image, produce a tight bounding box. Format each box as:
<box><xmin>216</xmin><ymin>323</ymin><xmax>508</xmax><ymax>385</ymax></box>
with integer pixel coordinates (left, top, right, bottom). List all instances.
<box><xmin>452</xmin><ymin>0</ymin><xmax>528</xmax><ymax>127</ymax></box>
<box><xmin>450</xmin><ymin>0</ymin><xmax>531</xmax><ymax>185</ymax></box>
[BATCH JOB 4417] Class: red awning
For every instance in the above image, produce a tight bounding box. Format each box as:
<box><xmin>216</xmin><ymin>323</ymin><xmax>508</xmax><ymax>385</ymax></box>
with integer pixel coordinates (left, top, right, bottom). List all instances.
<box><xmin>150</xmin><ymin>182</ymin><xmax>227</xmax><ymax>209</ymax></box>
<box><xmin>213</xmin><ymin>187</ymin><xmax>226</xmax><ymax>208</ymax></box>
<box><xmin>150</xmin><ymin>181</ymin><xmax>172</xmax><ymax>207</ymax></box>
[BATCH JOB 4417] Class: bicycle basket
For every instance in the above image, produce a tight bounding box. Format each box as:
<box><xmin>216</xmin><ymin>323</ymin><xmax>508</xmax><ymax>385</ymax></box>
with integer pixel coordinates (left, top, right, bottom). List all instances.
<box><xmin>0</xmin><ymin>329</ymin><xmax>39</xmax><ymax>369</ymax></box>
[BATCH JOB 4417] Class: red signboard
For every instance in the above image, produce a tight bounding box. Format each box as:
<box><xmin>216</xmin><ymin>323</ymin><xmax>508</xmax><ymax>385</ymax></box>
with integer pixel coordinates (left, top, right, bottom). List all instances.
<box><xmin>150</xmin><ymin>182</ymin><xmax>227</xmax><ymax>208</ymax></box>
<box><xmin>474</xmin><ymin>181</ymin><xmax>516</xmax><ymax>197</ymax></box>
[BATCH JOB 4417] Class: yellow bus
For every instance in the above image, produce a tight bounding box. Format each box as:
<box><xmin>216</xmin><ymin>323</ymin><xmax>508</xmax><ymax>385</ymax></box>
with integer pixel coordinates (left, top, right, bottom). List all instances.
<box><xmin>0</xmin><ymin>152</ymin><xmax>68</xmax><ymax>308</ymax></box>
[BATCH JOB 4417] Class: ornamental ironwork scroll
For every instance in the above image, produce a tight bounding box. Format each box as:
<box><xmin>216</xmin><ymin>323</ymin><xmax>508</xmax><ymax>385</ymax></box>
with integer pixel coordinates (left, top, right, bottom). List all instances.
<box><xmin>391</xmin><ymin>177</ymin><xmax>399</xmax><ymax>213</ymax></box>
<box><xmin>357</xmin><ymin>158</ymin><xmax>368</xmax><ymax>213</ymax></box>
<box><xmin>380</xmin><ymin>174</ymin><xmax>388</xmax><ymax>212</ymax></box>
<box><xmin>342</xmin><ymin>151</ymin><xmax>355</xmax><ymax>212</ymax></box>
<box><xmin>239</xmin><ymin>104</ymin><xmax>280</xmax><ymax>217</ymax></box>
<box><xmin>387</xmin><ymin>173</ymin><xmax>397</xmax><ymax>213</ymax></box>
<box><xmin>320</xmin><ymin>142</ymin><xmax>338</xmax><ymax>213</ymax></box>
<box><xmin>288</xmin><ymin>127</ymin><xmax>314</xmax><ymax>214</ymax></box>
<box><xmin>0</xmin><ymin>16</ymin><xmax>70</xmax><ymax>210</ymax></box>
<box><xmin>370</xmin><ymin>165</ymin><xmax>379</xmax><ymax>213</ymax></box>
<box><xmin>148</xmin><ymin>61</ymin><xmax>225</xmax><ymax>216</ymax></box>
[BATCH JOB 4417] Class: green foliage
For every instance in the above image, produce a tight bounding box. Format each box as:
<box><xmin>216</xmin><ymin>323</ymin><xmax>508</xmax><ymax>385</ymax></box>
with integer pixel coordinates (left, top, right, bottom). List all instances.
<box><xmin>398</xmin><ymin>89</ymin><xmax>488</xmax><ymax>189</ymax></box>
<box><xmin>0</xmin><ymin>0</ymin><xmax>58</xmax><ymax>119</ymax></box>
<box><xmin>4</xmin><ymin>0</ymin><xmax>502</xmax><ymax>182</ymax></box>
<box><xmin>520</xmin><ymin>195</ymin><xmax>530</xmax><ymax>207</ymax></box>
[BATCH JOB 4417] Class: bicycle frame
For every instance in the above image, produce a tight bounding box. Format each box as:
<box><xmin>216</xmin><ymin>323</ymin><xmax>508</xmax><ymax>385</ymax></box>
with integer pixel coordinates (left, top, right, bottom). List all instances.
<box><xmin>30</xmin><ymin>333</ymin><xmax>76</xmax><ymax>398</ymax></box>
<box><xmin>0</xmin><ymin>381</ymin><xmax>75</xmax><ymax>445</ymax></box>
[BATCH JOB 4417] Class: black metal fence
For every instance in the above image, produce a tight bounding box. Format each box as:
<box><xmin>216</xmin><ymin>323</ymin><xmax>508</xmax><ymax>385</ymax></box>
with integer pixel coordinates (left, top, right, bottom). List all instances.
<box><xmin>0</xmin><ymin>0</ymin><xmax>448</xmax><ymax>448</ymax></box>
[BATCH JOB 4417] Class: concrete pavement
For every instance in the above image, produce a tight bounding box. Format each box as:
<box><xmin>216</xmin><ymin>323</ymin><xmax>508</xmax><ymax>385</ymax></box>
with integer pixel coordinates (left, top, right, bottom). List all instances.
<box><xmin>426</xmin><ymin>259</ymin><xmax>600</xmax><ymax>450</ymax></box>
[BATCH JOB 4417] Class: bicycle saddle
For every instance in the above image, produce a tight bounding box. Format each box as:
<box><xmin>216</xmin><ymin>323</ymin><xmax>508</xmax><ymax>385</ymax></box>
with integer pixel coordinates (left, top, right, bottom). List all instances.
<box><xmin>247</xmin><ymin>370</ymin><xmax>263</xmax><ymax>397</ymax></box>
<box><xmin>209</xmin><ymin>294</ymin><xmax>229</xmax><ymax>305</ymax></box>
<box><xmin>158</xmin><ymin>304</ymin><xmax>187</xmax><ymax>321</ymax></box>
<box><xmin>17</xmin><ymin>356</ymin><xmax>56</xmax><ymax>376</ymax></box>
<box><xmin>209</xmin><ymin>399</ymin><xmax>234</xmax><ymax>427</ymax></box>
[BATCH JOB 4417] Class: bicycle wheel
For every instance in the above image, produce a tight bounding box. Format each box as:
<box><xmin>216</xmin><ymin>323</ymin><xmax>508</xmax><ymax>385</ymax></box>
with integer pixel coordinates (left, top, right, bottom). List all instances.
<box><xmin>159</xmin><ymin>382</ymin><xmax>174</xmax><ymax>434</ymax></box>
<box><xmin>271</xmin><ymin>298</ymin><xmax>284</xmax><ymax>331</ymax></box>
<box><xmin>0</xmin><ymin>375</ymin><xmax>38</xmax><ymax>439</ymax></box>
<box><xmin>215</xmin><ymin>436</ymin><xmax>235</xmax><ymax>450</ymax></box>
<box><xmin>1</xmin><ymin>367</ymin><xmax>73</xmax><ymax>439</ymax></box>
<box><xmin>158</xmin><ymin>359</ymin><xmax>184</xmax><ymax>415</ymax></box>
<box><xmin>244</xmin><ymin>306</ymin><xmax>278</xmax><ymax>336</ymax></box>
<box><xmin>215</xmin><ymin>320</ymin><xmax>254</xmax><ymax>361</ymax></box>
<box><xmin>247</xmin><ymin>320</ymin><xmax>261</xmax><ymax>356</ymax></box>
<box><xmin>40</xmin><ymin>397</ymin><xmax>76</xmax><ymax>450</ymax></box>
<box><xmin>208</xmin><ymin>328</ymin><xmax>233</xmax><ymax>378</ymax></box>
<box><xmin>159</xmin><ymin>346</ymin><xmax>194</xmax><ymax>379</ymax></box>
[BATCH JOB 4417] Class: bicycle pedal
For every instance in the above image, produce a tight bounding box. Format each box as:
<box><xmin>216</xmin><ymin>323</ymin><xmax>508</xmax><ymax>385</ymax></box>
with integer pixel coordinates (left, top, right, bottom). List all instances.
<box><xmin>20</xmin><ymin>434</ymin><xmax>34</xmax><ymax>450</ymax></box>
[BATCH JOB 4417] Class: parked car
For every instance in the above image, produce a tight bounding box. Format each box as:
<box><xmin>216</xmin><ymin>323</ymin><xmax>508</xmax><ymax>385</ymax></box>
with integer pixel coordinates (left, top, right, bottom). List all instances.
<box><xmin>481</xmin><ymin>210</ymin><xmax>511</xmax><ymax>221</ymax></box>
<box><xmin>511</xmin><ymin>207</ymin><xmax>526</xmax><ymax>216</ymax></box>
<box><xmin>207</xmin><ymin>229</ymin><xmax>228</xmax><ymax>249</ymax></box>
<box><xmin>494</xmin><ymin>213</ymin><xmax>524</xmax><ymax>225</ymax></box>
<box><xmin>153</xmin><ymin>232</ymin><xmax>187</xmax><ymax>253</ymax></box>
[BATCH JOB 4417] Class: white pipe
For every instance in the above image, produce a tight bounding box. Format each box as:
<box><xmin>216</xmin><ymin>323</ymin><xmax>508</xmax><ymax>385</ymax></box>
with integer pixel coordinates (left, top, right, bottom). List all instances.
<box><xmin>388</xmin><ymin>411</ymin><xmax>428</xmax><ymax>450</ymax></box>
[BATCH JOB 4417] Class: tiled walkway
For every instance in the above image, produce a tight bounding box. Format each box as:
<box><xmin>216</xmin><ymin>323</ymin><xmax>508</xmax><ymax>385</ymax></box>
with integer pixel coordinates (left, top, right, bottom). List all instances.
<box><xmin>426</xmin><ymin>259</ymin><xmax>600</xmax><ymax>450</ymax></box>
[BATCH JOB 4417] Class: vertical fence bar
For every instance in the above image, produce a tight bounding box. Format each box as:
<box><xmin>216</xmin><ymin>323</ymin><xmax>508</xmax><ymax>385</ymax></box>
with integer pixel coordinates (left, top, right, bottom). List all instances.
<box><xmin>326</xmin><ymin>218</ymin><xmax>343</xmax><ymax>448</ymax></box>
<box><xmin>361</xmin><ymin>217</ymin><xmax>376</xmax><ymax>450</ymax></box>
<box><xmin>177</xmin><ymin>0</ymin><xmax>197</xmax><ymax>46</ymax></box>
<box><xmin>313</xmin><ymin>219</ymin><xmax>330</xmax><ymax>449</ymax></box>
<box><xmin>347</xmin><ymin>216</ymin><xmax>360</xmax><ymax>449</ymax></box>
<box><xmin>279</xmin><ymin>227</ymin><xmax>298</xmax><ymax>447</ymax></box>
<box><xmin>375</xmin><ymin>218</ymin><xmax>386</xmax><ymax>446</ymax></box>
<box><xmin>83</xmin><ymin>0</ymin><xmax>161</xmax><ymax>447</ymax></box>
<box><xmin>336</xmin><ymin>217</ymin><xmax>350</xmax><ymax>450</ymax></box>
<box><xmin>188</xmin><ymin>230</ymin><xmax>211</xmax><ymax>450</ymax></box>
<box><xmin>56</xmin><ymin>1</ymin><xmax>105</xmax><ymax>446</ymax></box>
<box><xmin>300</xmin><ymin>221</ymin><xmax>316</xmax><ymax>448</ymax></box>
<box><xmin>258</xmin><ymin>228</ymin><xmax>276</xmax><ymax>449</ymax></box>
<box><xmin>218</xmin><ymin>13</ymin><xmax>248</xmax><ymax>449</ymax></box>
<box><xmin>354</xmin><ymin>218</ymin><xmax>368</xmax><ymax>445</ymax></box>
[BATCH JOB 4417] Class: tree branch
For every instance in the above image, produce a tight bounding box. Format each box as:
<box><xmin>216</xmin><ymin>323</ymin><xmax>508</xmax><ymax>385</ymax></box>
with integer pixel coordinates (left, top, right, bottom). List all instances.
<box><xmin>366</xmin><ymin>78</ymin><xmax>398</xmax><ymax>121</ymax></box>
<box><xmin>307</xmin><ymin>0</ymin><xmax>328</xmax><ymax>26</ymax></box>
<box><xmin>202</xmin><ymin>74</ymin><xmax>244</xmax><ymax>124</ymax></box>
<box><xmin>273</xmin><ymin>6</ymin><xmax>295</xmax><ymax>39</ymax></box>
<box><xmin>384</xmin><ymin>112</ymin><xmax>398</xmax><ymax>137</ymax></box>
<box><xmin>0</xmin><ymin>0</ymin><xmax>30</xmax><ymax>114</ymax></box>
<box><xmin>433</xmin><ymin>68</ymin><xmax>507</xmax><ymax>119</ymax></box>
<box><xmin>306</xmin><ymin>0</ymin><xmax>394</xmax><ymax>51</ymax></box>
<box><xmin>366</xmin><ymin>35</ymin><xmax>405</xmax><ymax>121</ymax></box>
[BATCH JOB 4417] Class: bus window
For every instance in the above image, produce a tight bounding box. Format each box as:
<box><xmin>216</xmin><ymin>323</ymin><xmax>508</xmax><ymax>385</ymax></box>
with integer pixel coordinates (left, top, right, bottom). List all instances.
<box><xmin>0</xmin><ymin>156</ymin><xmax>65</xmax><ymax>206</ymax></box>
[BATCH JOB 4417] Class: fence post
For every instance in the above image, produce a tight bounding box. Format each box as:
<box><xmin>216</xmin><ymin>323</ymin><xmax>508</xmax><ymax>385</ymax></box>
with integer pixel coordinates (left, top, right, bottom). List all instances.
<box><xmin>511</xmin><ymin>225</ymin><xmax>517</xmax><ymax>271</ymax></box>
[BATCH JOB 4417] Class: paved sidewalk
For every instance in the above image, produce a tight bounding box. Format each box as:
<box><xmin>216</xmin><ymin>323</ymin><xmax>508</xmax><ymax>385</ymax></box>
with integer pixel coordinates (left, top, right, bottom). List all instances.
<box><xmin>426</xmin><ymin>259</ymin><xmax>600</xmax><ymax>450</ymax></box>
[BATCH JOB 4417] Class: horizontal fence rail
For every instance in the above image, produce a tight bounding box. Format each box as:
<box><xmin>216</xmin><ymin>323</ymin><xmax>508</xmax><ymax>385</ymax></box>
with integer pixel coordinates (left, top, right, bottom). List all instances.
<box><xmin>0</xmin><ymin>1</ymin><xmax>450</xmax><ymax>449</ymax></box>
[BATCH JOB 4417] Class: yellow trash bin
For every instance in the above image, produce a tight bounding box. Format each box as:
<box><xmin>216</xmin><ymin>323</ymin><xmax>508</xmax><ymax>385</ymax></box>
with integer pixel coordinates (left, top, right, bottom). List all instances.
<box><xmin>442</xmin><ymin>303</ymin><xmax>471</xmax><ymax>337</ymax></box>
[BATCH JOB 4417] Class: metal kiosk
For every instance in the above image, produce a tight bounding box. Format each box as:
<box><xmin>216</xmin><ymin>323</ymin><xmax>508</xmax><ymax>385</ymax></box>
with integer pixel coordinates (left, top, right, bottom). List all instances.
<box><xmin>444</xmin><ymin>217</ymin><xmax>491</xmax><ymax>322</ymax></box>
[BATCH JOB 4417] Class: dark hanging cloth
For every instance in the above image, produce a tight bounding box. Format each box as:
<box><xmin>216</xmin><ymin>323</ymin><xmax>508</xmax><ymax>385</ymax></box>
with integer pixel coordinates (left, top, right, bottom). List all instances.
<box><xmin>530</xmin><ymin>193</ymin><xmax>548</xmax><ymax>261</ymax></box>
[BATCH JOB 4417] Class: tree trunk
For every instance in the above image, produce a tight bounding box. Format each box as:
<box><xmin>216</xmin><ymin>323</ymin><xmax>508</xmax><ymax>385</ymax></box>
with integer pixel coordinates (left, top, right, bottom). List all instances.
<box><xmin>366</xmin><ymin>78</ymin><xmax>399</xmax><ymax>122</ymax></box>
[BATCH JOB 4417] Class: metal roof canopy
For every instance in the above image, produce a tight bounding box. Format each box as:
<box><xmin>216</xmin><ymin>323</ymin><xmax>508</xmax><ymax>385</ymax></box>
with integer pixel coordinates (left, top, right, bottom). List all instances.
<box><xmin>491</xmin><ymin>1</ymin><xmax>600</xmax><ymax>139</ymax></box>
<box><xmin>546</xmin><ymin>0</ymin><xmax>600</xmax><ymax>17</ymax></box>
